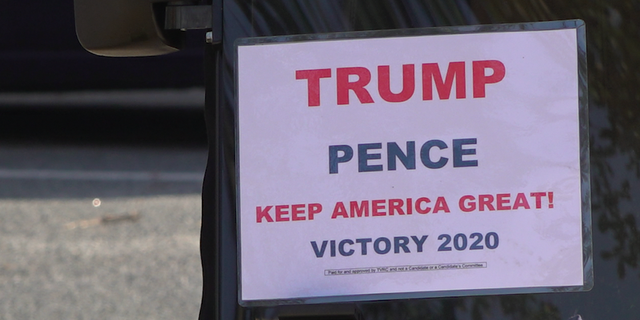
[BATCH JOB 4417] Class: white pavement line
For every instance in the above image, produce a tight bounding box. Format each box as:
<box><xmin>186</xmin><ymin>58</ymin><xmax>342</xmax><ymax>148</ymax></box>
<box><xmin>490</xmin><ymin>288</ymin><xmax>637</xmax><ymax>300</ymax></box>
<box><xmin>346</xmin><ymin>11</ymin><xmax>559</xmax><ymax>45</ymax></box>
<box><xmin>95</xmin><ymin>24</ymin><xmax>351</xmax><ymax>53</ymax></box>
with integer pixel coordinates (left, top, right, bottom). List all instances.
<box><xmin>0</xmin><ymin>169</ymin><xmax>202</xmax><ymax>182</ymax></box>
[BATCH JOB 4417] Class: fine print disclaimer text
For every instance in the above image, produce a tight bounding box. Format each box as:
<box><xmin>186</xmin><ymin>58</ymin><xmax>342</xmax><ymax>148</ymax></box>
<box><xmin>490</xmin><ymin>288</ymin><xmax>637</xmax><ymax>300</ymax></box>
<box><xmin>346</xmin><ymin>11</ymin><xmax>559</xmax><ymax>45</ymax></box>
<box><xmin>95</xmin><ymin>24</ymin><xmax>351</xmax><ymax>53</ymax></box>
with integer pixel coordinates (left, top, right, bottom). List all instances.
<box><xmin>325</xmin><ymin>262</ymin><xmax>487</xmax><ymax>276</ymax></box>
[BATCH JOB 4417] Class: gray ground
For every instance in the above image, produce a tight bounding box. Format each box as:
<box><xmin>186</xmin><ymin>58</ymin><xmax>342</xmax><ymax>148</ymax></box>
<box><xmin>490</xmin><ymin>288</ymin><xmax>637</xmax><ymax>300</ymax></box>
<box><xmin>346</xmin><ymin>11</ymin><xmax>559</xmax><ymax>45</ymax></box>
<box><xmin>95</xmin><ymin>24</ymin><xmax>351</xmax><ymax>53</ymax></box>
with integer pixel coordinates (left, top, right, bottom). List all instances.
<box><xmin>0</xmin><ymin>144</ymin><xmax>207</xmax><ymax>320</ymax></box>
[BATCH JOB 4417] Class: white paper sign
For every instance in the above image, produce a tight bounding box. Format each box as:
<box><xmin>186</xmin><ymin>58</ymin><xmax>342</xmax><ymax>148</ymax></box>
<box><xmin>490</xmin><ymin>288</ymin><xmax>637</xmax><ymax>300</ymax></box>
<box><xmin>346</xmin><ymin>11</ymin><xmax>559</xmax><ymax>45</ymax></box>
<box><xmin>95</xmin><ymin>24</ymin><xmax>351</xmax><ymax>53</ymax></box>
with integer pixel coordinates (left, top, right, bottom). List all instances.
<box><xmin>236</xmin><ymin>23</ymin><xmax>588</xmax><ymax>305</ymax></box>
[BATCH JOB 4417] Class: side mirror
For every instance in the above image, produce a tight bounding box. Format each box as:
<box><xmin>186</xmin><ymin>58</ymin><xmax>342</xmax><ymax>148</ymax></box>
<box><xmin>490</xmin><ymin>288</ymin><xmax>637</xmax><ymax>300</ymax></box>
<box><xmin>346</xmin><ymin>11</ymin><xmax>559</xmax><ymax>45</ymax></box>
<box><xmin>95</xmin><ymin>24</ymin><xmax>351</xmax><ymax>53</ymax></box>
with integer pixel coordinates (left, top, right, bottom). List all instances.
<box><xmin>74</xmin><ymin>0</ymin><xmax>184</xmax><ymax>57</ymax></box>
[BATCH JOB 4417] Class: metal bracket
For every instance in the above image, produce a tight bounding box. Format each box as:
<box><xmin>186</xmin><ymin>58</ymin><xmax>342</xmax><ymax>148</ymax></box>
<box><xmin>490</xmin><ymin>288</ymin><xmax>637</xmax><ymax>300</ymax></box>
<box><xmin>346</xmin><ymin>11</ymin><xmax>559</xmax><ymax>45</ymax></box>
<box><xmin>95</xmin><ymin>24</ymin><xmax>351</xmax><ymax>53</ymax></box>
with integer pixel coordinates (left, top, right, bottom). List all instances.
<box><xmin>165</xmin><ymin>5</ymin><xmax>212</xmax><ymax>30</ymax></box>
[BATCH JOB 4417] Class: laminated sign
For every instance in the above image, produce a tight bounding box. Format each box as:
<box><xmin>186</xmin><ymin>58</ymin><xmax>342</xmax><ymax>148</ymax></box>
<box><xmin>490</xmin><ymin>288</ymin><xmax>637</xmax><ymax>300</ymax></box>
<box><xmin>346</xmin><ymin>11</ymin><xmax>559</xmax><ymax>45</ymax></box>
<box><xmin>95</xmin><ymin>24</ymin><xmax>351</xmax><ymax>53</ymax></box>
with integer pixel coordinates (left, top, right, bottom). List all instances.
<box><xmin>235</xmin><ymin>20</ymin><xmax>591</xmax><ymax>306</ymax></box>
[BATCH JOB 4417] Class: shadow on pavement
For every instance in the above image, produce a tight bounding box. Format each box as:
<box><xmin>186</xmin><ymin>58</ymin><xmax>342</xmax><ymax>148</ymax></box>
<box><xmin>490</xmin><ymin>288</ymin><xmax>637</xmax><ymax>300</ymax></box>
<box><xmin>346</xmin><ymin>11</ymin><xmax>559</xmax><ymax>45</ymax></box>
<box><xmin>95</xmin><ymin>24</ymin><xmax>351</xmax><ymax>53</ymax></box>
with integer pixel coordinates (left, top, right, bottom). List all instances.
<box><xmin>0</xmin><ymin>107</ymin><xmax>208</xmax><ymax>200</ymax></box>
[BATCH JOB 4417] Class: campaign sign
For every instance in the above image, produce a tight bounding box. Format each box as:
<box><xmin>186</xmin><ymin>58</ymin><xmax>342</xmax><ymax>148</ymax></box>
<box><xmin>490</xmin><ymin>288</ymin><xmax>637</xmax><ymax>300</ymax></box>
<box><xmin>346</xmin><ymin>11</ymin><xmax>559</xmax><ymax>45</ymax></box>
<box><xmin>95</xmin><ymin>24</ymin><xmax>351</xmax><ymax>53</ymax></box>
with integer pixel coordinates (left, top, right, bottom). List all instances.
<box><xmin>235</xmin><ymin>20</ymin><xmax>591</xmax><ymax>306</ymax></box>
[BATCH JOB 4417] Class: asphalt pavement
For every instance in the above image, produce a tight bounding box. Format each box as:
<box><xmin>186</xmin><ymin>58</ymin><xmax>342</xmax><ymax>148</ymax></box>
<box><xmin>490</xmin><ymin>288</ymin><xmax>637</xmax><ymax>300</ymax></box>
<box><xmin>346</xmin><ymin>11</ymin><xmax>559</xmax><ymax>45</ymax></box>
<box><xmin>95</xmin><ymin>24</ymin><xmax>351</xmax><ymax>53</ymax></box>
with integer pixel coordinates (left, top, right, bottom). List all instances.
<box><xmin>0</xmin><ymin>98</ymin><xmax>208</xmax><ymax>320</ymax></box>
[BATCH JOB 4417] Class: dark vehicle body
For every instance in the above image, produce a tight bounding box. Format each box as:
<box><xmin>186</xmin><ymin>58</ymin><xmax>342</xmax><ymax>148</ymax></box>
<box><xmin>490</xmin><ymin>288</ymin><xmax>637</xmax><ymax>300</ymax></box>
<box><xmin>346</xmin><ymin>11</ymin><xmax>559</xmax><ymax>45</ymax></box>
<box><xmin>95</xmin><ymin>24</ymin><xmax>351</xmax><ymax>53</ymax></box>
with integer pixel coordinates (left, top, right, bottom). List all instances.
<box><xmin>0</xmin><ymin>1</ymin><xmax>205</xmax><ymax>92</ymax></box>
